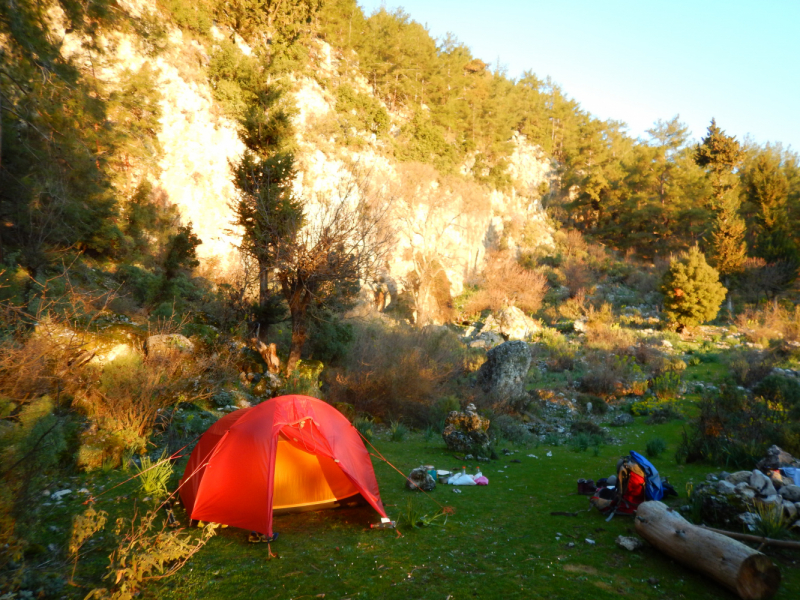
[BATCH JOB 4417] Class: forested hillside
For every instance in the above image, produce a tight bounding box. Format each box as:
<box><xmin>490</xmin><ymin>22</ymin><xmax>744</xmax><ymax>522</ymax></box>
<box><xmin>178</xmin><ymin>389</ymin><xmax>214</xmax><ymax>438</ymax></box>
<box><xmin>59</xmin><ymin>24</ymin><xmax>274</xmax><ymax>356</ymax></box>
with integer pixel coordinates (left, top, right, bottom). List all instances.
<box><xmin>4</xmin><ymin>0</ymin><xmax>799</xmax><ymax>292</ymax></box>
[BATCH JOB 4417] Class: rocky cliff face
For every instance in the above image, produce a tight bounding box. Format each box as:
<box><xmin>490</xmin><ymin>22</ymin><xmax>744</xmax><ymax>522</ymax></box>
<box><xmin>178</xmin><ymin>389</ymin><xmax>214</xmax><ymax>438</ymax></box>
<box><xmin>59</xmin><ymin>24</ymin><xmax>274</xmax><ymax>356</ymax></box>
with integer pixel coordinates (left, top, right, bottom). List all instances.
<box><xmin>53</xmin><ymin>2</ymin><xmax>555</xmax><ymax>307</ymax></box>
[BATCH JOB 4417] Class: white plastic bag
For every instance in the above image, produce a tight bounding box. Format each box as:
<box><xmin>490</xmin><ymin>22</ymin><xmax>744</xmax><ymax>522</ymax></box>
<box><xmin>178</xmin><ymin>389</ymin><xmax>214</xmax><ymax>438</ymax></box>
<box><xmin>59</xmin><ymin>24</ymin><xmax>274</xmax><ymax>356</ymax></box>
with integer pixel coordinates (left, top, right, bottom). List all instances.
<box><xmin>448</xmin><ymin>472</ymin><xmax>477</xmax><ymax>485</ymax></box>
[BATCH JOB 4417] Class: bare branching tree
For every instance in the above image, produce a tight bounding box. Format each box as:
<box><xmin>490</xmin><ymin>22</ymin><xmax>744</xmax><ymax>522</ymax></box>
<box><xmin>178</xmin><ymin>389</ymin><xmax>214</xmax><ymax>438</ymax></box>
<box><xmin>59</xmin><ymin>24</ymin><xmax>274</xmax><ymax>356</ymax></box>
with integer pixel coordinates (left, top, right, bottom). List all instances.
<box><xmin>234</xmin><ymin>161</ymin><xmax>394</xmax><ymax>372</ymax></box>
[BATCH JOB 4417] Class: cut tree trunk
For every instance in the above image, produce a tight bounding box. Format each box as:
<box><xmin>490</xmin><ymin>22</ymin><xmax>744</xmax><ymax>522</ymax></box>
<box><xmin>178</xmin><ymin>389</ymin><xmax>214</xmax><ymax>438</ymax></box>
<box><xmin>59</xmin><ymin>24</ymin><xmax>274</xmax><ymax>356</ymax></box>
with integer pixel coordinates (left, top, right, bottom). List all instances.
<box><xmin>635</xmin><ymin>501</ymin><xmax>780</xmax><ymax>600</ymax></box>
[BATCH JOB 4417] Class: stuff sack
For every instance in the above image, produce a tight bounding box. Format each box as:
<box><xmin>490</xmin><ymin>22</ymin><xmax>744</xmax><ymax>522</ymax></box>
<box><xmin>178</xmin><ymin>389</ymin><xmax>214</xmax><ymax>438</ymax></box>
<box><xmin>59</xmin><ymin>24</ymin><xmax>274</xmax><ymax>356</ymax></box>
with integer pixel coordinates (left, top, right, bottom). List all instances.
<box><xmin>629</xmin><ymin>450</ymin><xmax>665</xmax><ymax>501</ymax></box>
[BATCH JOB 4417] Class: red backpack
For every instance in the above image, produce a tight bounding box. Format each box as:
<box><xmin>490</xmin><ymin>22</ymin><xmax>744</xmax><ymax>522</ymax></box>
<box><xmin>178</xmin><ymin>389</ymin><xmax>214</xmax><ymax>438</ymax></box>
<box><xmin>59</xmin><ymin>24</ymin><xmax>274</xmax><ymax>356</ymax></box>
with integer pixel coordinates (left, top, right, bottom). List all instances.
<box><xmin>590</xmin><ymin>456</ymin><xmax>647</xmax><ymax>518</ymax></box>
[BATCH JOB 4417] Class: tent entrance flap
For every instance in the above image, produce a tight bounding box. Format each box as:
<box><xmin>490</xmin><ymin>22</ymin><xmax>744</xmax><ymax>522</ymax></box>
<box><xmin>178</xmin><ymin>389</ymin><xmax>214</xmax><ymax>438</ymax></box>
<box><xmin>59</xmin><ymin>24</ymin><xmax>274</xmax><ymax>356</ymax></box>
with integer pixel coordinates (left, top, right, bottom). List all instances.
<box><xmin>273</xmin><ymin>437</ymin><xmax>360</xmax><ymax>510</ymax></box>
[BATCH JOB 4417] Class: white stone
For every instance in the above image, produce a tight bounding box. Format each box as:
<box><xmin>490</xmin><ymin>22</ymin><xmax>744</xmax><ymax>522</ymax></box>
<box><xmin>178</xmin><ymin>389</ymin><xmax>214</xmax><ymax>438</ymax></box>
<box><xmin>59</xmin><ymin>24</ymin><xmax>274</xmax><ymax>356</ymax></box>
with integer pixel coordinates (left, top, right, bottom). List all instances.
<box><xmin>750</xmin><ymin>470</ymin><xmax>777</xmax><ymax>497</ymax></box>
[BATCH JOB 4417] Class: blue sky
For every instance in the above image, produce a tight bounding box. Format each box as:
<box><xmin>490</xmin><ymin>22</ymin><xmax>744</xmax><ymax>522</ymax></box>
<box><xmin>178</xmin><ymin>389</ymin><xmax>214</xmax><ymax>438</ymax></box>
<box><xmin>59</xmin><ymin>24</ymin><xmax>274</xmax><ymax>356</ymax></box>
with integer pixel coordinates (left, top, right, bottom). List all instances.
<box><xmin>358</xmin><ymin>0</ymin><xmax>800</xmax><ymax>150</ymax></box>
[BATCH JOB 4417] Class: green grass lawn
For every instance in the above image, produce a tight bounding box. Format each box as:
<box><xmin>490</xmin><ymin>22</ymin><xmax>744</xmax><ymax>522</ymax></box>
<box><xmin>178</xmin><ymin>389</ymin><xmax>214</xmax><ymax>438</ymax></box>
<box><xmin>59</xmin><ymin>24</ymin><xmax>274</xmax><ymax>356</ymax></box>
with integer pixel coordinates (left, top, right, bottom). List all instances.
<box><xmin>50</xmin><ymin>415</ymin><xmax>796</xmax><ymax>600</ymax></box>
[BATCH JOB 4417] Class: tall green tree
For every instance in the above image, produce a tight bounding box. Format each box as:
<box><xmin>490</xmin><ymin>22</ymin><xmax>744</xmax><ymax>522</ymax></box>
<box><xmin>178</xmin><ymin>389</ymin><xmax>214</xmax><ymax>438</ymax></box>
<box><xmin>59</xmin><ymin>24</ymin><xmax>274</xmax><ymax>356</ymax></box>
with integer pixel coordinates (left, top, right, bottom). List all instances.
<box><xmin>694</xmin><ymin>119</ymin><xmax>746</xmax><ymax>276</ymax></box>
<box><xmin>0</xmin><ymin>0</ymin><xmax>122</xmax><ymax>269</ymax></box>
<box><xmin>741</xmin><ymin>148</ymin><xmax>798</xmax><ymax>271</ymax></box>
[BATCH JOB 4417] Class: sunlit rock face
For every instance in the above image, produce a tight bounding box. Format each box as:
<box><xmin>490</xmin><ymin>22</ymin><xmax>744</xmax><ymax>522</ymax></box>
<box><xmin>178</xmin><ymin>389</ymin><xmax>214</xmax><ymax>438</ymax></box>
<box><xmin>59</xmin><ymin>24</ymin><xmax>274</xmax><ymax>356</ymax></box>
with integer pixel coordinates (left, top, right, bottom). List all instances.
<box><xmin>53</xmin><ymin>3</ymin><xmax>555</xmax><ymax>296</ymax></box>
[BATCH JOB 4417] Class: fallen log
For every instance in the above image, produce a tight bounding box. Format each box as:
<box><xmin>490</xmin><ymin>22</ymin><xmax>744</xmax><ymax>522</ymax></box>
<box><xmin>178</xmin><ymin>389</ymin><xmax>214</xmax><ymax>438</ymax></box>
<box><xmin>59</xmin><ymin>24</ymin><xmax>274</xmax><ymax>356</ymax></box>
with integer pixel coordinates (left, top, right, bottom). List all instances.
<box><xmin>635</xmin><ymin>501</ymin><xmax>780</xmax><ymax>600</ymax></box>
<box><xmin>700</xmin><ymin>525</ymin><xmax>800</xmax><ymax>551</ymax></box>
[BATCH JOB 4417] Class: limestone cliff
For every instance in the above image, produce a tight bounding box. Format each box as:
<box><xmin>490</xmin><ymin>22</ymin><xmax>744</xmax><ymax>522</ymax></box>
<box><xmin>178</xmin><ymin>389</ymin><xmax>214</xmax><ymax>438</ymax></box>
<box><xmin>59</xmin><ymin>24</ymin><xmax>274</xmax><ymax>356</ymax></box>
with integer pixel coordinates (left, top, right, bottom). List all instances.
<box><xmin>51</xmin><ymin>1</ymin><xmax>555</xmax><ymax>310</ymax></box>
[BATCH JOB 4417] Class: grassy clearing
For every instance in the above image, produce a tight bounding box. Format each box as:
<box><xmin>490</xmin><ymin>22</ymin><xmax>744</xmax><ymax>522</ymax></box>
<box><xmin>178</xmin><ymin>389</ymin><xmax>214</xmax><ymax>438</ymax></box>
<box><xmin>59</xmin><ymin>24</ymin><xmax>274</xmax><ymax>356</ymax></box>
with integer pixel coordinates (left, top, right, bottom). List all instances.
<box><xmin>43</xmin><ymin>416</ymin><xmax>798</xmax><ymax>600</ymax></box>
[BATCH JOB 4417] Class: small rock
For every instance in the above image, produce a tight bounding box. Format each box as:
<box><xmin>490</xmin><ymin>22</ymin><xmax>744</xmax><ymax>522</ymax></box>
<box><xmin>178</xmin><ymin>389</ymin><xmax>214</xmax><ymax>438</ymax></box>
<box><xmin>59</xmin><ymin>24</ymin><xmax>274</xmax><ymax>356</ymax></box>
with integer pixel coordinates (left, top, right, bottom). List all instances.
<box><xmin>51</xmin><ymin>489</ymin><xmax>72</xmax><ymax>500</ymax></box>
<box><xmin>781</xmin><ymin>500</ymin><xmax>798</xmax><ymax>521</ymax></box>
<box><xmin>452</xmin><ymin>489</ymin><xmax>462</xmax><ymax>494</ymax></box>
<box><xmin>716</xmin><ymin>480</ymin><xmax>737</xmax><ymax>495</ymax></box>
<box><xmin>585</xmin><ymin>538</ymin><xmax>596</xmax><ymax>545</ymax></box>
<box><xmin>567</xmin><ymin>542</ymin><xmax>575</xmax><ymax>548</ymax></box>
<box><xmin>726</xmin><ymin>471</ymin><xmax>752</xmax><ymax>485</ymax></box>
<box><xmin>610</xmin><ymin>413</ymin><xmax>634</xmax><ymax>427</ymax></box>
<box><xmin>546</xmin><ymin>451</ymin><xmax>552</xmax><ymax>457</ymax></box>
<box><xmin>738</xmin><ymin>513</ymin><xmax>759</xmax><ymax>532</ymax></box>
<box><xmin>616</xmin><ymin>536</ymin><xmax>643</xmax><ymax>551</ymax></box>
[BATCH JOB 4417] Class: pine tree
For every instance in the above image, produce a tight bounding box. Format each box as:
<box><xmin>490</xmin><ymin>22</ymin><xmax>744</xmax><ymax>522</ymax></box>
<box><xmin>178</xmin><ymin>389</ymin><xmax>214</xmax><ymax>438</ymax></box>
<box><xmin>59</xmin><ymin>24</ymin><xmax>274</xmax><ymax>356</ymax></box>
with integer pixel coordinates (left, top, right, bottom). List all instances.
<box><xmin>742</xmin><ymin>150</ymin><xmax>798</xmax><ymax>267</ymax></box>
<box><xmin>661</xmin><ymin>246</ymin><xmax>727</xmax><ymax>330</ymax></box>
<box><xmin>694</xmin><ymin>120</ymin><xmax>746</xmax><ymax>275</ymax></box>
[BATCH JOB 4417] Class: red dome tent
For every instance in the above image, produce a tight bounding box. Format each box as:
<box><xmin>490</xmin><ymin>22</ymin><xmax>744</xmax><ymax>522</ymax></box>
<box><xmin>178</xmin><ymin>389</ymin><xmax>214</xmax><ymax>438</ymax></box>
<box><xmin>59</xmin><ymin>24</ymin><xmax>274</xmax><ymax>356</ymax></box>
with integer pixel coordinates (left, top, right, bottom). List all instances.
<box><xmin>179</xmin><ymin>395</ymin><xmax>387</xmax><ymax>537</ymax></box>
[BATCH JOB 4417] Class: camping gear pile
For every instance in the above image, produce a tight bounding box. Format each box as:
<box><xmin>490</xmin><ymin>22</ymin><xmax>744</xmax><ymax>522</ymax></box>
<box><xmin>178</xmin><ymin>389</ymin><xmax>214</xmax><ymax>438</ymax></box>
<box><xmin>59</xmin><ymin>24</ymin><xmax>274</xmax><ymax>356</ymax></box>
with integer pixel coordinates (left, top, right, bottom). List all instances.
<box><xmin>406</xmin><ymin>466</ymin><xmax>489</xmax><ymax>488</ymax></box>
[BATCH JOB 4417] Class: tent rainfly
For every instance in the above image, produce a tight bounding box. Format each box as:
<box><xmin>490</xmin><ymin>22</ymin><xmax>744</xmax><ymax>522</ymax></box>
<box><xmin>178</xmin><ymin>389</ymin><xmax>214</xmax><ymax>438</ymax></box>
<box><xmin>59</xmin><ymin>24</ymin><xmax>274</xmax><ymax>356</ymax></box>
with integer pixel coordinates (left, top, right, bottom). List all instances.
<box><xmin>180</xmin><ymin>395</ymin><xmax>387</xmax><ymax>537</ymax></box>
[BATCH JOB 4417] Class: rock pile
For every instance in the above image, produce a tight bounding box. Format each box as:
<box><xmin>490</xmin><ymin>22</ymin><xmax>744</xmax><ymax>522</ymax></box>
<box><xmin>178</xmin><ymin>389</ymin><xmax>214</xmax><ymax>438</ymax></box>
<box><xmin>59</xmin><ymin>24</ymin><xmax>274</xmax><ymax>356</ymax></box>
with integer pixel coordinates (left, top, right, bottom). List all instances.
<box><xmin>690</xmin><ymin>446</ymin><xmax>800</xmax><ymax>531</ymax></box>
<box><xmin>442</xmin><ymin>403</ymin><xmax>491</xmax><ymax>454</ymax></box>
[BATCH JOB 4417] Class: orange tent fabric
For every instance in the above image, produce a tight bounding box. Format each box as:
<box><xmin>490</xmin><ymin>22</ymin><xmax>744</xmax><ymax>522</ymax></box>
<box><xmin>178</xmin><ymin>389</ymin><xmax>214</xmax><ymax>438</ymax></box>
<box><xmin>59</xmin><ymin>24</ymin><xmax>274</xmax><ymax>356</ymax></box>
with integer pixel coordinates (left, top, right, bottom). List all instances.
<box><xmin>179</xmin><ymin>395</ymin><xmax>387</xmax><ymax>536</ymax></box>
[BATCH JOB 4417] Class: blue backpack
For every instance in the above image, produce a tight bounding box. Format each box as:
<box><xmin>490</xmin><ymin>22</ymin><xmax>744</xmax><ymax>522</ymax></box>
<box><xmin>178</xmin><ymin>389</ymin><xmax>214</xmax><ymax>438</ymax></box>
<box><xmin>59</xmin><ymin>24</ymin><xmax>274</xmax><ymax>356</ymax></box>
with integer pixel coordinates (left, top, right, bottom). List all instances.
<box><xmin>629</xmin><ymin>450</ymin><xmax>664</xmax><ymax>501</ymax></box>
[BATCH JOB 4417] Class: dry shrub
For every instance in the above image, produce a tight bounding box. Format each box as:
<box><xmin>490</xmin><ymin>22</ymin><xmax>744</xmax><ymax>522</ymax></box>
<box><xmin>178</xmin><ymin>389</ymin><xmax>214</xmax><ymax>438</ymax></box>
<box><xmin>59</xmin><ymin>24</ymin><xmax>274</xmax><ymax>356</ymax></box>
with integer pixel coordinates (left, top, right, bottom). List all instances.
<box><xmin>722</xmin><ymin>347</ymin><xmax>775</xmax><ymax>388</ymax></box>
<box><xmin>0</xmin><ymin>269</ymin><xmax>118</xmax><ymax>403</ymax></box>
<box><xmin>464</xmin><ymin>251</ymin><xmax>547</xmax><ymax>316</ymax></box>
<box><xmin>73</xmin><ymin>350</ymin><xmax>214</xmax><ymax>468</ymax></box>
<box><xmin>579</xmin><ymin>351</ymin><xmax>645</xmax><ymax>399</ymax></box>
<box><xmin>327</xmin><ymin>320</ymin><xmax>467</xmax><ymax>426</ymax></box>
<box><xmin>557</xmin><ymin>289</ymin><xmax>587</xmax><ymax>320</ymax></box>
<box><xmin>584</xmin><ymin>304</ymin><xmax>633</xmax><ymax>352</ymax></box>
<box><xmin>736</xmin><ymin>304</ymin><xmax>800</xmax><ymax>344</ymax></box>
<box><xmin>562</xmin><ymin>258</ymin><xmax>592</xmax><ymax>297</ymax></box>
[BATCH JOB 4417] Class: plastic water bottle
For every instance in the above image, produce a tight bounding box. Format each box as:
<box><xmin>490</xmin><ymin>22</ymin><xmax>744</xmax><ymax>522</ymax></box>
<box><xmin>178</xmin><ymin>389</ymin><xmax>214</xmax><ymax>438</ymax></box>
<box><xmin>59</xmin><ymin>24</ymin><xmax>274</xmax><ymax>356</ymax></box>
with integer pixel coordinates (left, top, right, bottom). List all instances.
<box><xmin>462</xmin><ymin>465</ymin><xmax>466</xmax><ymax>476</ymax></box>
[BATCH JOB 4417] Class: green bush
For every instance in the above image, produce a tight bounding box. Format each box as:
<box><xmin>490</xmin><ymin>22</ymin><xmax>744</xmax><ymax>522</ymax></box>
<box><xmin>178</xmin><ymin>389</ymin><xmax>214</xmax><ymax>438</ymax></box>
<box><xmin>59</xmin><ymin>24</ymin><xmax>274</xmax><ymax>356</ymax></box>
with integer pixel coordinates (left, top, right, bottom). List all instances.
<box><xmin>389</xmin><ymin>420</ymin><xmax>409</xmax><ymax>442</ymax></box>
<box><xmin>136</xmin><ymin>451</ymin><xmax>173</xmax><ymax>500</ymax></box>
<box><xmin>650</xmin><ymin>371</ymin><xmax>682</xmax><ymax>401</ymax></box>
<box><xmin>335</xmin><ymin>84</ymin><xmax>390</xmax><ymax>140</ymax></box>
<box><xmin>575</xmin><ymin>394</ymin><xmax>608</xmax><ymax>414</ymax></box>
<box><xmin>307</xmin><ymin>315</ymin><xmax>354</xmax><ymax>366</ymax></box>
<box><xmin>353</xmin><ymin>416</ymin><xmax>375</xmax><ymax>441</ymax></box>
<box><xmin>661</xmin><ymin>247</ymin><xmax>727</xmax><ymax>329</ymax></box>
<box><xmin>645</xmin><ymin>437</ymin><xmax>667</xmax><ymax>458</ymax></box>
<box><xmin>677</xmin><ymin>385</ymin><xmax>797</xmax><ymax>467</ymax></box>
<box><xmin>491</xmin><ymin>414</ymin><xmax>535</xmax><ymax>445</ymax></box>
<box><xmin>569</xmin><ymin>432</ymin><xmax>603</xmax><ymax>453</ymax></box>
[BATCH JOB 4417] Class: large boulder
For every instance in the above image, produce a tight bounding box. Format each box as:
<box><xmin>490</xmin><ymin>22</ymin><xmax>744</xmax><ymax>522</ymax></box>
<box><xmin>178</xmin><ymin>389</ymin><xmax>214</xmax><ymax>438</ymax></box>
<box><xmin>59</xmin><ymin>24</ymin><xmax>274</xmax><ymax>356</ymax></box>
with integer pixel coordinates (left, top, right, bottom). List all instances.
<box><xmin>750</xmin><ymin>470</ymin><xmax>777</xmax><ymax>498</ymax></box>
<box><xmin>144</xmin><ymin>334</ymin><xmax>194</xmax><ymax>358</ymax></box>
<box><xmin>469</xmin><ymin>331</ymin><xmax>504</xmax><ymax>349</ymax></box>
<box><xmin>488</xmin><ymin>307</ymin><xmax>540</xmax><ymax>340</ymax></box>
<box><xmin>476</xmin><ymin>340</ymin><xmax>532</xmax><ymax>400</ymax></box>
<box><xmin>442</xmin><ymin>403</ymin><xmax>491</xmax><ymax>454</ymax></box>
